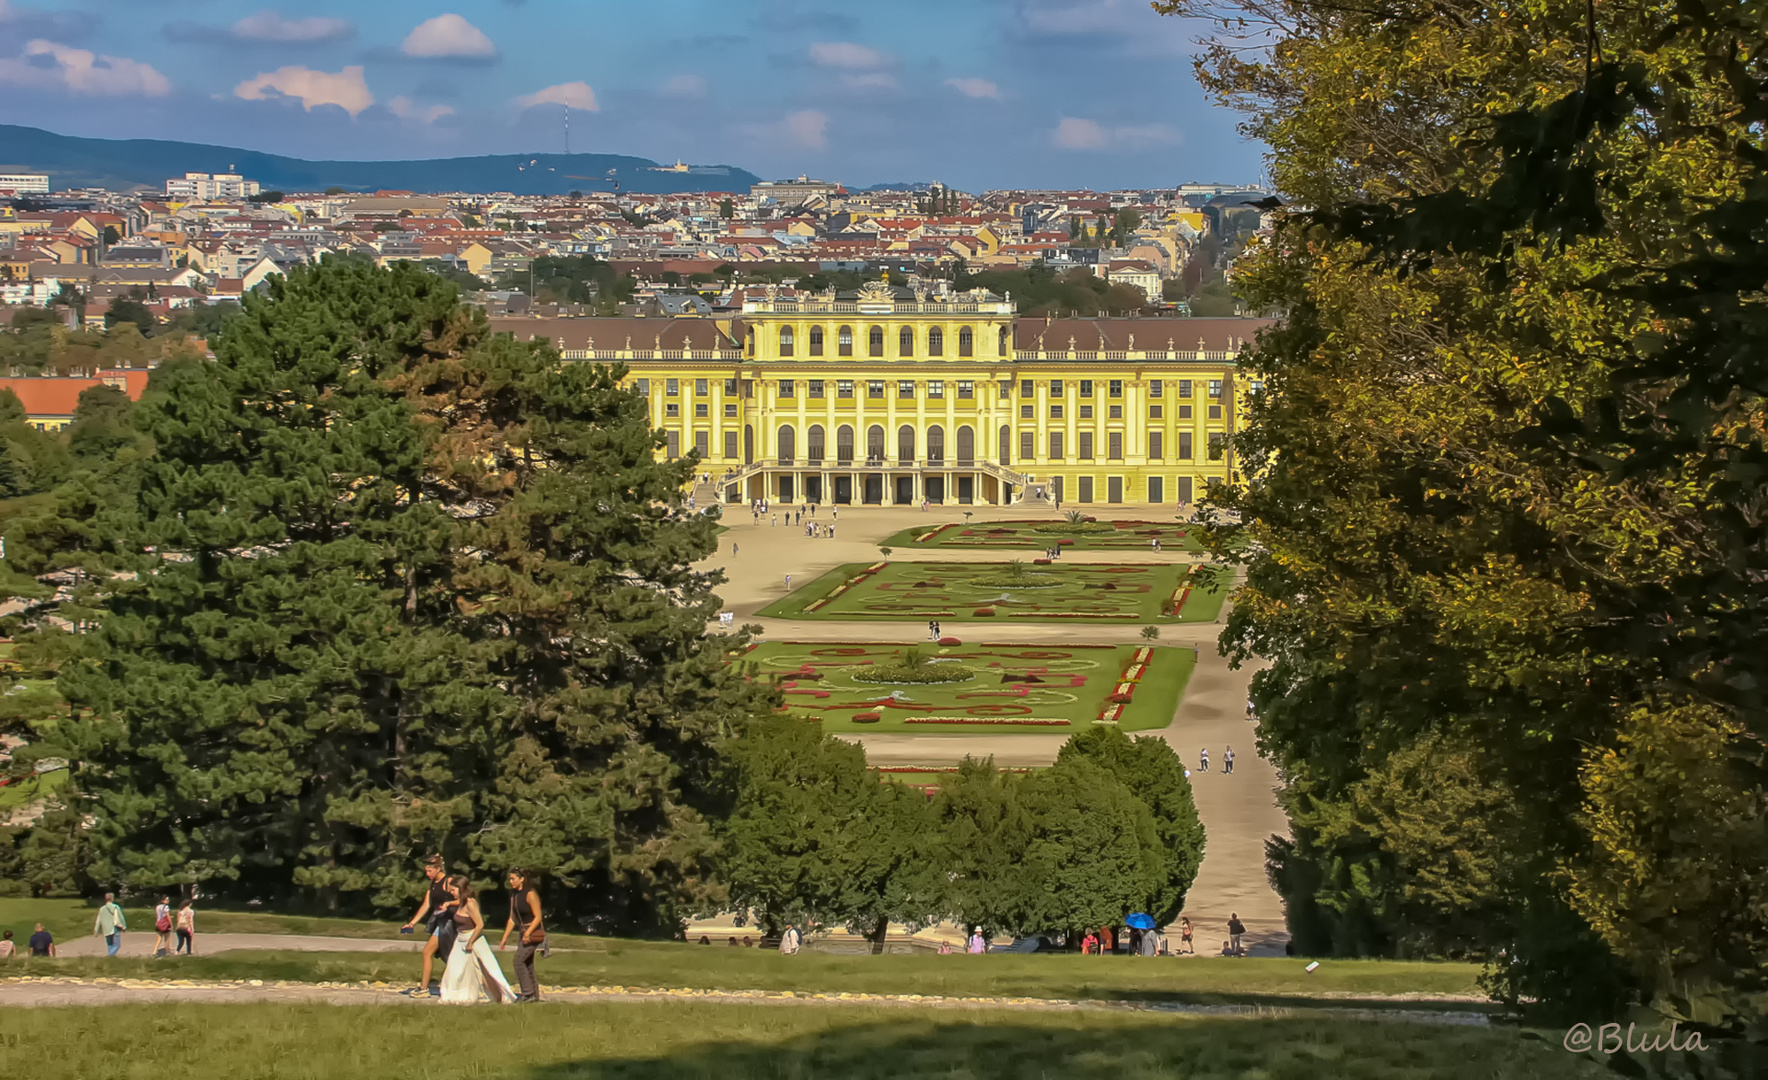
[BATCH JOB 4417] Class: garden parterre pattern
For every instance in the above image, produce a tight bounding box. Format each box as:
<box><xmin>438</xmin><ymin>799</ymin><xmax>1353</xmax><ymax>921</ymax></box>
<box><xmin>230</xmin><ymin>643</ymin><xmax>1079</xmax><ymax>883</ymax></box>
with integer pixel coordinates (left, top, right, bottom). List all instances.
<box><xmin>742</xmin><ymin>641</ymin><xmax>1193</xmax><ymax>734</ymax></box>
<box><xmin>757</xmin><ymin>560</ymin><xmax>1218</xmax><ymax>623</ymax></box>
<box><xmin>883</xmin><ymin>519</ymin><xmax>1203</xmax><ymax>552</ymax></box>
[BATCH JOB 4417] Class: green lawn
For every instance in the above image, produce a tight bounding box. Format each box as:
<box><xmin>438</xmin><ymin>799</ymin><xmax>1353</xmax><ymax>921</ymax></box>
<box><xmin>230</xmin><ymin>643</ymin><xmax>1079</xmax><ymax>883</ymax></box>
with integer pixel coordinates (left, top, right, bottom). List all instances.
<box><xmin>884</xmin><ymin>518</ymin><xmax>1204</xmax><ymax>552</ymax></box>
<box><xmin>0</xmin><ymin>768</ymin><xmax>65</xmax><ymax>814</ymax></box>
<box><xmin>0</xmin><ymin>1002</ymin><xmax>1600</xmax><ymax>1080</ymax></box>
<box><xmin>0</xmin><ymin>942</ymin><xmax>1489</xmax><ymax>1008</ymax></box>
<box><xmin>757</xmin><ymin>561</ymin><xmax>1227</xmax><ymax>623</ymax></box>
<box><xmin>743</xmin><ymin>641</ymin><xmax>1191</xmax><ymax>733</ymax></box>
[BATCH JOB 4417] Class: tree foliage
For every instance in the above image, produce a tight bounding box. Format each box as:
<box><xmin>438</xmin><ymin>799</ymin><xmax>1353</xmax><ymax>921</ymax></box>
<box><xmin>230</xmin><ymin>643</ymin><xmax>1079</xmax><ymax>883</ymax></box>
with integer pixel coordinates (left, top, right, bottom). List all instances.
<box><xmin>1164</xmin><ymin>0</ymin><xmax>1768</xmax><ymax>1056</ymax></box>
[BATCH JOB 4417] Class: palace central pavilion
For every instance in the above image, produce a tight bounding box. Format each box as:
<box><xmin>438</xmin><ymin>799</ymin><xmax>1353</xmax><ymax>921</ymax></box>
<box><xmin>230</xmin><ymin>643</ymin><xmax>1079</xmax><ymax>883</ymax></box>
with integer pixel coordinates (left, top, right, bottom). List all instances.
<box><xmin>491</xmin><ymin>281</ymin><xmax>1269</xmax><ymax>507</ymax></box>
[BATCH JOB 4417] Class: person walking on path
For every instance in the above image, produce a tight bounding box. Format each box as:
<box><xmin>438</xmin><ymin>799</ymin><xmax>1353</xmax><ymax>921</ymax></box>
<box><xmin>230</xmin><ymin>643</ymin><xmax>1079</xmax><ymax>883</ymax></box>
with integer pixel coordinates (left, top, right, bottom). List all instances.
<box><xmin>94</xmin><ymin>892</ymin><xmax>126</xmax><ymax>956</ymax></box>
<box><xmin>153</xmin><ymin>895</ymin><xmax>174</xmax><ymax>957</ymax></box>
<box><xmin>966</xmin><ymin>930</ymin><xmax>986</xmax><ymax>954</ymax></box>
<box><xmin>175</xmin><ymin>898</ymin><xmax>196</xmax><ymax>955</ymax></box>
<box><xmin>1199</xmin><ymin>747</ymin><xmax>1209</xmax><ymax>772</ymax></box>
<box><xmin>400</xmin><ymin>854</ymin><xmax>453</xmax><ymax>997</ymax></box>
<box><xmin>1180</xmin><ymin>917</ymin><xmax>1195</xmax><ymax>954</ymax></box>
<box><xmin>778</xmin><ymin>924</ymin><xmax>802</xmax><ymax>955</ymax></box>
<box><xmin>28</xmin><ymin>923</ymin><xmax>54</xmax><ymax>957</ymax></box>
<box><xmin>499</xmin><ymin>870</ymin><xmax>547</xmax><ymax>1003</ymax></box>
<box><xmin>928</xmin><ymin>620</ymin><xmax>937</xmax><ymax>641</ymax></box>
<box><xmin>1228</xmin><ymin>913</ymin><xmax>1246</xmax><ymax>956</ymax></box>
<box><xmin>785</xmin><ymin>574</ymin><xmax>792</xmax><ymax>591</ymax></box>
<box><xmin>732</xmin><ymin>542</ymin><xmax>739</xmax><ymax>557</ymax></box>
<box><xmin>1224</xmin><ymin>746</ymin><xmax>1236</xmax><ymax>774</ymax></box>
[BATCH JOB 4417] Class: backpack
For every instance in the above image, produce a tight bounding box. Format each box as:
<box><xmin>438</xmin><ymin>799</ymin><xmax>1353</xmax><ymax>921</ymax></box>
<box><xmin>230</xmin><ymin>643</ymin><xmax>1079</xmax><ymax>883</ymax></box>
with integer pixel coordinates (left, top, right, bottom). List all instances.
<box><xmin>156</xmin><ymin>911</ymin><xmax>172</xmax><ymax>933</ymax></box>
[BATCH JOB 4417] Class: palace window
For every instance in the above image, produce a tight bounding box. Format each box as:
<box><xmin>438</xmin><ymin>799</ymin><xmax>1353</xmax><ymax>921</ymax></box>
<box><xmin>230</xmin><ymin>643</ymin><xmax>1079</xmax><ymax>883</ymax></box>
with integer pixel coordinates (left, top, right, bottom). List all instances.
<box><xmin>1149</xmin><ymin>379</ymin><xmax>1162</xmax><ymax>398</ymax></box>
<box><xmin>695</xmin><ymin>379</ymin><xmax>708</xmax><ymax>396</ymax></box>
<box><xmin>1021</xmin><ymin>405</ymin><xmax>1034</xmax><ymax>419</ymax></box>
<box><xmin>778</xmin><ymin>425</ymin><xmax>796</xmax><ymax>461</ymax></box>
<box><xmin>957</xmin><ymin>380</ymin><xmax>975</xmax><ymax>399</ymax></box>
<box><xmin>927</xmin><ymin>425</ymin><xmax>945</xmax><ymax>462</ymax></box>
<box><xmin>1109</xmin><ymin>379</ymin><xmax>1123</xmax><ymax>398</ymax></box>
<box><xmin>1079</xmin><ymin>379</ymin><xmax>1094</xmax><ymax>397</ymax></box>
<box><xmin>779</xmin><ymin>327</ymin><xmax>794</xmax><ymax>357</ymax></box>
<box><xmin>898</xmin><ymin>380</ymin><xmax>915</xmax><ymax>400</ymax></box>
<box><xmin>1079</xmin><ymin>432</ymin><xmax>1095</xmax><ymax>459</ymax></box>
<box><xmin>998</xmin><ymin>381</ymin><xmax>1013</xmax><ymax>397</ymax></box>
<box><xmin>1208</xmin><ymin>432</ymin><xmax>1226</xmax><ymax>460</ymax></box>
<box><xmin>1050</xmin><ymin>379</ymin><xmax>1064</xmax><ymax>395</ymax></box>
<box><xmin>869</xmin><ymin>325</ymin><xmax>885</xmax><ymax>357</ymax></box>
<box><xmin>837</xmin><ymin>379</ymin><xmax>854</xmax><ymax>399</ymax></box>
<box><xmin>868</xmin><ymin>380</ymin><xmax>885</xmax><ymax>399</ymax></box>
<box><xmin>779</xmin><ymin>379</ymin><xmax>795</xmax><ymax>398</ymax></box>
<box><xmin>929</xmin><ymin>327</ymin><xmax>944</xmax><ymax>356</ymax></box>
<box><xmin>809</xmin><ymin>326</ymin><xmax>825</xmax><ymax>356</ymax></box>
<box><xmin>1179</xmin><ymin>405</ymin><xmax>1192</xmax><ymax>419</ymax></box>
<box><xmin>1108</xmin><ymin>432</ymin><xmax>1123</xmax><ymax>460</ymax></box>
<box><xmin>724</xmin><ymin>431</ymin><xmax>737</xmax><ymax>458</ymax></box>
<box><xmin>958</xmin><ymin>326</ymin><xmax>974</xmax><ymax>357</ymax></box>
<box><xmin>724</xmin><ymin>403</ymin><xmax>737</xmax><ymax>417</ymax></box>
<box><xmin>695</xmin><ymin>404</ymin><xmax>709</xmax><ymax>417</ymax></box>
<box><xmin>1149</xmin><ymin>405</ymin><xmax>1162</xmax><ymax>419</ymax></box>
<box><xmin>1109</xmin><ymin>405</ymin><xmax>1123</xmax><ymax>419</ymax></box>
<box><xmin>694</xmin><ymin>431</ymin><xmax>709</xmax><ymax>457</ymax></box>
<box><xmin>1209</xmin><ymin>379</ymin><xmax>1223</xmax><ymax>398</ymax></box>
<box><xmin>1079</xmin><ymin>405</ymin><xmax>1093</xmax><ymax>419</ymax></box>
<box><xmin>1210</xmin><ymin>404</ymin><xmax>1223</xmax><ymax>419</ymax></box>
<box><xmin>1049</xmin><ymin>431</ymin><xmax>1064</xmax><ymax>459</ymax></box>
<box><xmin>927</xmin><ymin>380</ymin><xmax>945</xmax><ymax>399</ymax></box>
<box><xmin>635</xmin><ymin>378</ymin><xmax>650</xmax><ymax>395</ymax></box>
<box><xmin>808</xmin><ymin>379</ymin><xmax>825</xmax><ymax>399</ymax></box>
<box><xmin>1149</xmin><ymin>431</ymin><xmax>1163</xmax><ymax>459</ymax></box>
<box><xmin>1179</xmin><ymin>379</ymin><xmax>1193</xmax><ymax>398</ymax></box>
<box><xmin>899</xmin><ymin>327</ymin><xmax>914</xmax><ymax>356</ymax></box>
<box><xmin>666</xmin><ymin>431</ymin><xmax>680</xmax><ymax>458</ymax></box>
<box><xmin>1050</xmin><ymin>405</ymin><xmax>1063</xmax><ymax>419</ymax></box>
<box><xmin>1248</xmin><ymin>379</ymin><xmax>1264</xmax><ymax>395</ymax></box>
<box><xmin>999</xmin><ymin>327</ymin><xmax>1010</xmax><ymax>355</ymax></box>
<box><xmin>1020</xmin><ymin>431</ymin><xmax>1034</xmax><ymax>460</ymax></box>
<box><xmin>724</xmin><ymin>379</ymin><xmax>738</xmax><ymax>395</ymax></box>
<box><xmin>1020</xmin><ymin>379</ymin><xmax>1034</xmax><ymax>396</ymax></box>
<box><xmin>666</xmin><ymin>379</ymin><xmax>679</xmax><ymax>396</ymax></box>
<box><xmin>838</xmin><ymin>325</ymin><xmax>854</xmax><ymax>357</ymax></box>
<box><xmin>808</xmin><ymin>425</ymin><xmax>825</xmax><ymax>461</ymax></box>
<box><xmin>665</xmin><ymin>403</ymin><xmax>679</xmax><ymax>418</ymax></box>
<box><xmin>1179</xmin><ymin>432</ymin><xmax>1194</xmax><ymax>459</ymax></box>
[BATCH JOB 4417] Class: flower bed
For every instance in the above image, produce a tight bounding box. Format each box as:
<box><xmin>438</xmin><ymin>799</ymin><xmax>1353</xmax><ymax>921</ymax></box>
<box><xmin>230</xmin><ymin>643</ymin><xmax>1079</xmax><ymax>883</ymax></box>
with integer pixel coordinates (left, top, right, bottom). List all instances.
<box><xmin>938</xmin><ymin>636</ymin><xmax>961</xmax><ymax>646</ymax></box>
<box><xmin>853</xmin><ymin>712</ymin><xmax>881</xmax><ymax>723</ymax></box>
<box><xmin>973</xmin><ymin>607</ymin><xmax>996</xmax><ymax>617</ymax></box>
<box><xmin>851</xmin><ymin>663</ymin><xmax>976</xmax><ymax>685</ymax></box>
<box><xmin>904</xmin><ymin>717</ymin><xmax>1072</xmax><ymax>726</ymax></box>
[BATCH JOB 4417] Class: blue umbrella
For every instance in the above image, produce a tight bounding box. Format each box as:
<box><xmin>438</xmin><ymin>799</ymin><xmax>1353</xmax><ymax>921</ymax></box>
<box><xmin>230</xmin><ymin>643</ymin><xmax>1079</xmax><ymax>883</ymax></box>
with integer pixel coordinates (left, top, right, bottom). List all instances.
<box><xmin>1125</xmin><ymin>913</ymin><xmax>1156</xmax><ymax>930</ymax></box>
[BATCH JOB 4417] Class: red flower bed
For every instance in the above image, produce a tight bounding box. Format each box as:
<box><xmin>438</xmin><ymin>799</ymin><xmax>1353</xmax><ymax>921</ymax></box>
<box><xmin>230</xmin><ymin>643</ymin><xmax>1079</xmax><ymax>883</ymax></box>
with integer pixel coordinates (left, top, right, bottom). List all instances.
<box><xmin>1057</xmin><ymin>539</ymin><xmax>1076</xmax><ymax>546</ymax></box>
<box><xmin>1107</xmin><ymin>692</ymin><xmax>1133</xmax><ymax>704</ymax></box>
<box><xmin>973</xmin><ymin>607</ymin><xmax>996</xmax><ymax>617</ymax></box>
<box><xmin>1033</xmin><ymin>558</ymin><xmax>1052</xmax><ymax>565</ymax></box>
<box><xmin>938</xmin><ymin>636</ymin><xmax>961</xmax><ymax>645</ymax></box>
<box><xmin>904</xmin><ymin>718</ymin><xmax>1071</xmax><ymax>726</ymax></box>
<box><xmin>853</xmin><ymin>712</ymin><xmax>881</xmax><ymax>723</ymax></box>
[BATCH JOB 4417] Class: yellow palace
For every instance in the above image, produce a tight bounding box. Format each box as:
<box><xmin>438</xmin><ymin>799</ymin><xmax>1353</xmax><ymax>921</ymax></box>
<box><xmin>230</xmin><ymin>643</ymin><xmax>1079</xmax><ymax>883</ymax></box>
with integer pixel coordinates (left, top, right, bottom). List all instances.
<box><xmin>492</xmin><ymin>281</ymin><xmax>1266</xmax><ymax>507</ymax></box>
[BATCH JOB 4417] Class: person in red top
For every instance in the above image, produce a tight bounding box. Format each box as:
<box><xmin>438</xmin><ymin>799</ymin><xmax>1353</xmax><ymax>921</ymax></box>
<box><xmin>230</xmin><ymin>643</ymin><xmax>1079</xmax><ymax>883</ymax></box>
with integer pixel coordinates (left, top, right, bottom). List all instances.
<box><xmin>1080</xmin><ymin>931</ymin><xmax>1098</xmax><ymax>955</ymax></box>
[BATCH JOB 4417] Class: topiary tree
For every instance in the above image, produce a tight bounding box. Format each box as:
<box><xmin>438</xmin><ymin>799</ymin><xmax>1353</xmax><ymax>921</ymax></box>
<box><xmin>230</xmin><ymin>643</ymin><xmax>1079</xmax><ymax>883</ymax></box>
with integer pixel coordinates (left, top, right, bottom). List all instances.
<box><xmin>1140</xmin><ymin>626</ymin><xmax>1161</xmax><ymax>641</ymax></box>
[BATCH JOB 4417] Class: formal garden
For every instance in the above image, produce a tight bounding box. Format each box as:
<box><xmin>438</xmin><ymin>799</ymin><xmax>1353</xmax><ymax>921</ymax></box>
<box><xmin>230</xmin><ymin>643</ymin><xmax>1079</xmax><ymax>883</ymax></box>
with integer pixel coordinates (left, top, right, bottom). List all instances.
<box><xmin>738</xmin><ymin>642</ymin><xmax>1192</xmax><ymax>733</ymax></box>
<box><xmin>883</xmin><ymin>515</ymin><xmax>1204</xmax><ymax>552</ymax></box>
<box><xmin>755</xmin><ymin>560</ymin><xmax>1225</xmax><ymax>623</ymax></box>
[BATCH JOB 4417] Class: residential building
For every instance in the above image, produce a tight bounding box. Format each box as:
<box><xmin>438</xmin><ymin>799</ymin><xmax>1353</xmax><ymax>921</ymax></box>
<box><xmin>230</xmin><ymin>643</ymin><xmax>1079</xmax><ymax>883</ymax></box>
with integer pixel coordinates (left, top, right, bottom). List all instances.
<box><xmin>165</xmin><ymin>173</ymin><xmax>262</xmax><ymax>201</ymax></box>
<box><xmin>0</xmin><ymin>174</ymin><xmax>50</xmax><ymax>194</ymax></box>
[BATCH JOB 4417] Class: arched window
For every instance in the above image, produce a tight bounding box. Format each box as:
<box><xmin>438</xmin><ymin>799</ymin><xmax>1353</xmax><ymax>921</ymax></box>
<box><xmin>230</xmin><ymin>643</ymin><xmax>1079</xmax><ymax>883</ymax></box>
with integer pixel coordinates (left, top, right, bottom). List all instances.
<box><xmin>999</xmin><ymin>326</ymin><xmax>1010</xmax><ymax>357</ymax></box>
<box><xmin>927</xmin><ymin>424</ymin><xmax>945</xmax><ymax>463</ymax></box>
<box><xmin>957</xmin><ymin>326</ymin><xmax>974</xmax><ymax>357</ymax></box>
<box><xmin>897</xmin><ymin>424</ymin><xmax>915</xmax><ymax>463</ymax></box>
<box><xmin>809</xmin><ymin>326</ymin><xmax>825</xmax><ymax>356</ymax></box>
<box><xmin>928</xmin><ymin>327</ymin><xmax>944</xmax><ymax>356</ymax></box>
<box><xmin>956</xmin><ymin>425</ymin><xmax>974</xmax><ymax>465</ymax></box>
<box><xmin>837</xmin><ymin>325</ymin><xmax>854</xmax><ymax>357</ymax></box>
<box><xmin>778</xmin><ymin>327</ymin><xmax>794</xmax><ymax>357</ymax></box>
<box><xmin>866</xmin><ymin>425</ymin><xmax>886</xmax><ymax>463</ymax></box>
<box><xmin>836</xmin><ymin>424</ymin><xmax>855</xmax><ymax>463</ymax></box>
<box><xmin>808</xmin><ymin>424</ymin><xmax>826</xmax><ymax>463</ymax></box>
<box><xmin>778</xmin><ymin>424</ymin><xmax>796</xmax><ymax>463</ymax></box>
<box><xmin>999</xmin><ymin>424</ymin><xmax>1011</xmax><ymax>466</ymax></box>
<box><xmin>898</xmin><ymin>327</ymin><xmax>914</xmax><ymax>356</ymax></box>
<box><xmin>868</xmin><ymin>325</ymin><xmax>885</xmax><ymax>357</ymax></box>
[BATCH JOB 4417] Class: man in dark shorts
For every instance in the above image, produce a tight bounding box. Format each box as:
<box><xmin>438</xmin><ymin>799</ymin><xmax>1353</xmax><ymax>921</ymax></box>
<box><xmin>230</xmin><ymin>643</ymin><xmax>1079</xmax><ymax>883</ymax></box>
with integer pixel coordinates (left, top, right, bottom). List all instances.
<box><xmin>399</xmin><ymin>855</ymin><xmax>452</xmax><ymax>997</ymax></box>
<box><xmin>499</xmin><ymin>869</ymin><xmax>546</xmax><ymax>1003</ymax></box>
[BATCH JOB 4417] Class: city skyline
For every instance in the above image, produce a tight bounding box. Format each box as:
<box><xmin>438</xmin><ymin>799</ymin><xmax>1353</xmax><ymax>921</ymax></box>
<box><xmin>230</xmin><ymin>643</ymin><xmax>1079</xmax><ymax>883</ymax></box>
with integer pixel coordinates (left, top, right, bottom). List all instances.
<box><xmin>0</xmin><ymin>0</ymin><xmax>1263</xmax><ymax>191</ymax></box>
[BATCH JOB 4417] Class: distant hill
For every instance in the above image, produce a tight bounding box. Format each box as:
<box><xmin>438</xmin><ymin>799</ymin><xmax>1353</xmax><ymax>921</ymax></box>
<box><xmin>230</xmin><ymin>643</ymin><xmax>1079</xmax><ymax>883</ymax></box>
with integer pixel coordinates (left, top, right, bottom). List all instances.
<box><xmin>0</xmin><ymin>125</ymin><xmax>761</xmax><ymax>196</ymax></box>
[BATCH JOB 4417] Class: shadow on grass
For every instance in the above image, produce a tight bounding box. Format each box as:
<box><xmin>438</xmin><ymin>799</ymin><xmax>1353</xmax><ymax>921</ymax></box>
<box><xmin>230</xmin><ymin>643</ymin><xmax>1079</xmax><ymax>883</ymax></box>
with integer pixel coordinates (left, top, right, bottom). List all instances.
<box><xmin>516</xmin><ymin>1017</ymin><xmax>1593</xmax><ymax>1080</ymax></box>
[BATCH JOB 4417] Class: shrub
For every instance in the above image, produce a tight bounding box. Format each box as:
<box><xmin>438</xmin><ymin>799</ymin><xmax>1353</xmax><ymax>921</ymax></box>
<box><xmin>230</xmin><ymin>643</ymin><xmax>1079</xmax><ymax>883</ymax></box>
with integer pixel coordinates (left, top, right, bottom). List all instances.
<box><xmin>851</xmin><ymin>646</ymin><xmax>976</xmax><ymax>684</ymax></box>
<box><xmin>1140</xmin><ymin>626</ymin><xmax>1161</xmax><ymax>641</ymax></box>
<box><xmin>1107</xmin><ymin>692</ymin><xmax>1133</xmax><ymax>704</ymax></box>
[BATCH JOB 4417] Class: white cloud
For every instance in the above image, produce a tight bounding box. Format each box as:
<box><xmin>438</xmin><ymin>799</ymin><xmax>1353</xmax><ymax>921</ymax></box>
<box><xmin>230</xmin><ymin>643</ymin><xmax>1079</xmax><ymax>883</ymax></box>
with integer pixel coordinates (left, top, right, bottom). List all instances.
<box><xmin>235</xmin><ymin>65</ymin><xmax>373</xmax><ymax>116</ymax></box>
<box><xmin>1052</xmin><ymin>116</ymin><xmax>1178</xmax><ymax>149</ymax></box>
<box><xmin>232</xmin><ymin>11</ymin><xmax>354</xmax><ymax>44</ymax></box>
<box><xmin>784</xmin><ymin>109</ymin><xmax>828</xmax><ymax>148</ymax></box>
<box><xmin>513</xmin><ymin>81</ymin><xmax>598</xmax><ymax>112</ymax></box>
<box><xmin>661</xmin><ymin>73</ymin><xmax>706</xmax><ymax>98</ymax></box>
<box><xmin>401</xmin><ymin>14</ymin><xmax>496</xmax><ymax>58</ymax></box>
<box><xmin>389</xmin><ymin>96</ymin><xmax>455</xmax><ymax>124</ymax></box>
<box><xmin>809</xmin><ymin>41</ymin><xmax>891</xmax><ymax>69</ymax></box>
<box><xmin>0</xmin><ymin>39</ymin><xmax>170</xmax><ymax>96</ymax></box>
<box><xmin>946</xmin><ymin>77</ymin><xmax>999</xmax><ymax>99</ymax></box>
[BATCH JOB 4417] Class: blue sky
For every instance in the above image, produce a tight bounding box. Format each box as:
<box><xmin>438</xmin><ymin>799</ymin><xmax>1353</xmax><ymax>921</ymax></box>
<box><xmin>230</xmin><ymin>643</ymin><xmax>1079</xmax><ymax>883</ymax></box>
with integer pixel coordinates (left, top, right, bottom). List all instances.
<box><xmin>0</xmin><ymin>0</ymin><xmax>1265</xmax><ymax>189</ymax></box>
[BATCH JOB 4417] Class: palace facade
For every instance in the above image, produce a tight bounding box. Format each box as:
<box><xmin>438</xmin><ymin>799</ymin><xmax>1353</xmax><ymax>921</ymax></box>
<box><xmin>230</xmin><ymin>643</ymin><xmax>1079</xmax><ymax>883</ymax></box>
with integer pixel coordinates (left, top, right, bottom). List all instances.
<box><xmin>490</xmin><ymin>282</ymin><xmax>1267</xmax><ymax>507</ymax></box>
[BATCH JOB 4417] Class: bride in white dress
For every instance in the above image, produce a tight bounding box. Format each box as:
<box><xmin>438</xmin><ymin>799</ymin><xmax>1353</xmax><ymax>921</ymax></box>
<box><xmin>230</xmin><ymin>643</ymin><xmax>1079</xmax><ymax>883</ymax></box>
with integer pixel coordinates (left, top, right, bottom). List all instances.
<box><xmin>437</xmin><ymin>876</ymin><xmax>517</xmax><ymax>1005</ymax></box>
